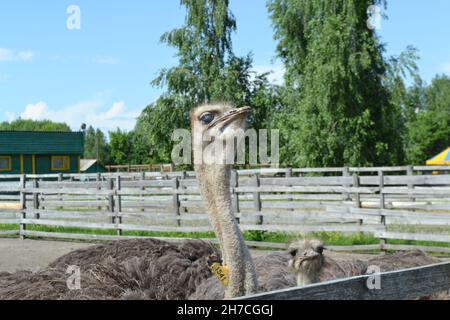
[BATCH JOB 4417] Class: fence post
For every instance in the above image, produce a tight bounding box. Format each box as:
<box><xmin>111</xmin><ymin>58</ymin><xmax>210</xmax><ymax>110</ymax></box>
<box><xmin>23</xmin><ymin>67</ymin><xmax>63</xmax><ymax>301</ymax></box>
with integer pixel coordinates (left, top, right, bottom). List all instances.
<box><xmin>252</xmin><ymin>174</ymin><xmax>262</xmax><ymax>225</ymax></box>
<box><xmin>115</xmin><ymin>175</ymin><xmax>122</xmax><ymax>236</ymax></box>
<box><xmin>140</xmin><ymin>171</ymin><xmax>145</xmax><ymax>212</ymax></box>
<box><xmin>33</xmin><ymin>179</ymin><xmax>40</xmax><ymax>219</ymax></box>
<box><xmin>353</xmin><ymin>174</ymin><xmax>363</xmax><ymax>226</ymax></box>
<box><xmin>407</xmin><ymin>165</ymin><xmax>415</xmax><ymax>208</ymax></box>
<box><xmin>378</xmin><ymin>170</ymin><xmax>386</xmax><ymax>252</ymax></box>
<box><xmin>231</xmin><ymin>169</ymin><xmax>240</xmax><ymax>218</ymax></box>
<box><xmin>108</xmin><ymin>178</ymin><xmax>115</xmax><ymax>224</ymax></box>
<box><xmin>180</xmin><ymin>171</ymin><xmax>189</xmax><ymax>214</ymax></box>
<box><xmin>96</xmin><ymin>173</ymin><xmax>102</xmax><ymax>210</ymax></box>
<box><xmin>285</xmin><ymin>168</ymin><xmax>293</xmax><ymax>211</ymax></box>
<box><xmin>19</xmin><ymin>174</ymin><xmax>26</xmax><ymax>240</ymax></box>
<box><xmin>173</xmin><ymin>177</ymin><xmax>181</xmax><ymax>227</ymax></box>
<box><xmin>58</xmin><ymin>173</ymin><xmax>63</xmax><ymax>209</ymax></box>
<box><xmin>342</xmin><ymin>167</ymin><xmax>350</xmax><ymax>201</ymax></box>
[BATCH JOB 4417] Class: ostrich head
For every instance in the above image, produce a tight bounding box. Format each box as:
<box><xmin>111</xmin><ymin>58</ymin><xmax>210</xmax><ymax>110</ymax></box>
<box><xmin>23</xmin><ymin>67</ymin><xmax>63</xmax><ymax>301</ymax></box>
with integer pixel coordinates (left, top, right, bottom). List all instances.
<box><xmin>288</xmin><ymin>238</ymin><xmax>325</xmax><ymax>286</ymax></box>
<box><xmin>191</xmin><ymin>103</ymin><xmax>258</xmax><ymax>299</ymax></box>
<box><xmin>191</xmin><ymin>103</ymin><xmax>251</xmax><ymax>165</ymax></box>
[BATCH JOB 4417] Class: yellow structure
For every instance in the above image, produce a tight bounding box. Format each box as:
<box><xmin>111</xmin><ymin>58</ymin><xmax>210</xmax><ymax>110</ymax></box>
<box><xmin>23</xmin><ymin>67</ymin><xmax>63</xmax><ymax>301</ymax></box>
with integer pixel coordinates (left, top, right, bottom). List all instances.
<box><xmin>426</xmin><ymin>147</ymin><xmax>450</xmax><ymax>165</ymax></box>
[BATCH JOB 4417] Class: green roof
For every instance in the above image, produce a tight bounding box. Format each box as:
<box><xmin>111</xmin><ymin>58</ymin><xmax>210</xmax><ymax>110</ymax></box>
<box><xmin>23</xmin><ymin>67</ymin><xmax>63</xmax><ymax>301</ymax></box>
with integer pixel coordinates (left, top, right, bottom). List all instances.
<box><xmin>0</xmin><ymin>131</ymin><xmax>84</xmax><ymax>155</ymax></box>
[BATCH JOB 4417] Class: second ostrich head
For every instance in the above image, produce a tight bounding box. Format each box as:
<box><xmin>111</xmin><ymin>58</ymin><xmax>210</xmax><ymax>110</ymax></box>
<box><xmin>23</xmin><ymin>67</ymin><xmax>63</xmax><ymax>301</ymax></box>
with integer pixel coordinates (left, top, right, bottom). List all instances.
<box><xmin>191</xmin><ymin>103</ymin><xmax>258</xmax><ymax>299</ymax></box>
<box><xmin>288</xmin><ymin>238</ymin><xmax>325</xmax><ymax>286</ymax></box>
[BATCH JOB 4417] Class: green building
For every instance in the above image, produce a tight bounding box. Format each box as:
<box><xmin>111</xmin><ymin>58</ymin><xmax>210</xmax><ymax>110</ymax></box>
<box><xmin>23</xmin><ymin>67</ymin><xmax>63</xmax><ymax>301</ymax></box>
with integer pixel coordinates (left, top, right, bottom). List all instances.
<box><xmin>0</xmin><ymin>131</ymin><xmax>84</xmax><ymax>174</ymax></box>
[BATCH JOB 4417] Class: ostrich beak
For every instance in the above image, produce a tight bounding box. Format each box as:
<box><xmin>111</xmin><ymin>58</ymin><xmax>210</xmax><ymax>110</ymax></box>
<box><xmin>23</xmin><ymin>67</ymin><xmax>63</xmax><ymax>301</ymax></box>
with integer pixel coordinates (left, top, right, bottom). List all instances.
<box><xmin>298</xmin><ymin>251</ymin><xmax>321</xmax><ymax>265</ymax></box>
<box><xmin>207</xmin><ymin>106</ymin><xmax>252</xmax><ymax>131</ymax></box>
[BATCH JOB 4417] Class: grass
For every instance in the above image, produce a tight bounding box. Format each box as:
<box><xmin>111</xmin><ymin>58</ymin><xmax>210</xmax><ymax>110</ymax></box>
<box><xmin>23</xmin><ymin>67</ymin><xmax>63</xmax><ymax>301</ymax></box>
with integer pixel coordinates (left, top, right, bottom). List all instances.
<box><xmin>1</xmin><ymin>223</ymin><xmax>449</xmax><ymax>257</ymax></box>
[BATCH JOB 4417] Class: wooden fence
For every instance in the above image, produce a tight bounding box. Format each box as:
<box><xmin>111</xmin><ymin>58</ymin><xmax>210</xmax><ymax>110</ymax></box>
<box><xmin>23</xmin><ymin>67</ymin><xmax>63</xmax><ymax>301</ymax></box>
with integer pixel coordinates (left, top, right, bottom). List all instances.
<box><xmin>0</xmin><ymin>165</ymin><xmax>449</xmax><ymax>252</ymax></box>
<box><xmin>239</xmin><ymin>261</ymin><xmax>450</xmax><ymax>300</ymax></box>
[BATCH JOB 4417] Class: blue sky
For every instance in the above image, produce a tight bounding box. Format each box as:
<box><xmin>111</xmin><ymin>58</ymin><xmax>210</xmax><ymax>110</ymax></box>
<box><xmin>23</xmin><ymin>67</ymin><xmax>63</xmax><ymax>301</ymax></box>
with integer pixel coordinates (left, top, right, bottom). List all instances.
<box><xmin>0</xmin><ymin>1</ymin><xmax>449</xmax><ymax>132</ymax></box>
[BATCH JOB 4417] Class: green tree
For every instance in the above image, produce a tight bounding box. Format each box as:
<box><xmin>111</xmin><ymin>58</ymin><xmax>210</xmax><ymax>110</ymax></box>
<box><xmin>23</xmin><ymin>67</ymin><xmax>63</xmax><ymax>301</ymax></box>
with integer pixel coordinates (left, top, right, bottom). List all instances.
<box><xmin>269</xmin><ymin>0</ymin><xmax>403</xmax><ymax>167</ymax></box>
<box><xmin>109</xmin><ymin>129</ymin><xmax>132</xmax><ymax>165</ymax></box>
<box><xmin>135</xmin><ymin>0</ymin><xmax>278</xmax><ymax>164</ymax></box>
<box><xmin>406</xmin><ymin>75</ymin><xmax>450</xmax><ymax>164</ymax></box>
<box><xmin>0</xmin><ymin>119</ymin><xmax>71</xmax><ymax>131</ymax></box>
<box><xmin>83</xmin><ymin>126</ymin><xmax>111</xmax><ymax>165</ymax></box>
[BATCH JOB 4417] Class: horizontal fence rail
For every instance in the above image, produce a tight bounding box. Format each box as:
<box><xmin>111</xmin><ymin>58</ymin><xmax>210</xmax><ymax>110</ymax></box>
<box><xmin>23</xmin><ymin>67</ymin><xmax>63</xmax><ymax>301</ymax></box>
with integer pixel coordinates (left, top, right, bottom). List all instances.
<box><xmin>0</xmin><ymin>165</ymin><xmax>449</xmax><ymax>252</ymax></box>
<box><xmin>238</xmin><ymin>261</ymin><xmax>450</xmax><ymax>300</ymax></box>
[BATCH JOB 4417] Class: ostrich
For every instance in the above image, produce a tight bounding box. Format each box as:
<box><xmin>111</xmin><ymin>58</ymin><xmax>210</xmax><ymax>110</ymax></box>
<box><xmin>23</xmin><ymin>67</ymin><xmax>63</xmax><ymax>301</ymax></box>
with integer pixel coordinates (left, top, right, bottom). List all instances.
<box><xmin>191</xmin><ymin>237</ymin><xmax>443</xmax><ymax>300</ymax></box>
<box><xmin>0</xmin><ymin>103</ymin><xmax>259</xmax><ymax>300</ymax></box>
<box><xmin>0</xmin><ymin>103</ymin><xmax>443</xmax><ymax>300</ymax></box>
<box><xmin>190</xmin><ymin>238</ymin><xmax>368</xmax><ymax>299</ymax></box>
<box><xmin>191</xmin><ymin>103</ymin><xmax>258</xmax><ymax>298</ymax></box>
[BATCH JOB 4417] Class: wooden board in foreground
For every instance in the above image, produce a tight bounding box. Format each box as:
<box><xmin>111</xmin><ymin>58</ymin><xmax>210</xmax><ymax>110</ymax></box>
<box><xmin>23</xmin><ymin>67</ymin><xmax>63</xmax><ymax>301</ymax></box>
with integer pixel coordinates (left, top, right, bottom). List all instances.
<box><xmin>238</xmin><ymin>262</ymin><xmax>450</xmax><ymax>300</ymax></box>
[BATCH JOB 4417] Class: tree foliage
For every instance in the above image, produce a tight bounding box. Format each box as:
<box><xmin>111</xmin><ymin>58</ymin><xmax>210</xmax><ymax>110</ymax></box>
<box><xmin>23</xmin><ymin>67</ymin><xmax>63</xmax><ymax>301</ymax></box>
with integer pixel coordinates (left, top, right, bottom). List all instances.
<box><xmin>134</xmin><ymin>0</ymin><xmax>279</xmax><ymax>164</ymax></box>
<box><xmin>109</xmin><ymin>129</ymin><xmax>133</xmax><ymax>165</ymax></box>
<box><xmin>0</xmin><ymin>119</ymin><xmax>71</xmax><ymax>132</ymax></box>
<box><xmin>406</xmin><ymin>75</ymin><xmax>450</xmax><ymax>164</ymax></box>
<box><xmin>83</xmin><ymin>126</ymin><xmax>111</xmax><ymax>165</ymax></box>
<box><xmin>269</xmin><ymin>0</ymin><xmax>404</xmax><ymax>167</ymax></box>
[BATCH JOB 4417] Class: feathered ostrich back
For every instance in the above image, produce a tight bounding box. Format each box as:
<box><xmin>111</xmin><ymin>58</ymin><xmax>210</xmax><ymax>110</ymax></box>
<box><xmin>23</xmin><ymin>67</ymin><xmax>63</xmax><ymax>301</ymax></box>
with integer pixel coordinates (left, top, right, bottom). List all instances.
<box><xmin>0</xmin><ymin>239</ymin><xmax>220</xmax><ymax>300</ymax></box>
<box><xmin>367</xmin><ymin>250</ymin><xmax>440</xmax><ymax>272</ymax></box>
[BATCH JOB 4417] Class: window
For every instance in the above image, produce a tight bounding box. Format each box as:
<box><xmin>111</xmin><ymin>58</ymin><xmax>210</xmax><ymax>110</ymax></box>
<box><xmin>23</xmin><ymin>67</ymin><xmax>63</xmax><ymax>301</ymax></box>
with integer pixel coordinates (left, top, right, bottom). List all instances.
<box><xmin>51</xmin><ymin>156</ymin><xmax>70</xmax><ymax>171</ymax></box>
<box><xmin>0</xmin><ymin>156</ymin><xmax>11</xmax><ymax>171</ymax></box>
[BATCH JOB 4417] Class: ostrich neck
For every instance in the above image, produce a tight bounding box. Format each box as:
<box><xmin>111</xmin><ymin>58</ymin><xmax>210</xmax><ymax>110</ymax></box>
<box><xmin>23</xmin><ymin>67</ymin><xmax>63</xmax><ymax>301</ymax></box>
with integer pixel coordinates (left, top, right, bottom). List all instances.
<box><xmin>297</xmin><ymin>273</ymin><xmax>315</xmax><ymax>287</ymax></box>
<box><xmin>195</xmin><ymin>164</ymin><xmax>258</xmax><ymax>298</ymax></box>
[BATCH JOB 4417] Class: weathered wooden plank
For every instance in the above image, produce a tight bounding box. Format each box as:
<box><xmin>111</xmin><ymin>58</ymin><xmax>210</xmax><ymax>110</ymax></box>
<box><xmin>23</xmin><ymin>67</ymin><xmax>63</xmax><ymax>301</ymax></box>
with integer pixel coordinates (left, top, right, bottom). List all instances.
<box><xmin>374</xmin><ymin>231</ymin><xmax>450</xmax><ymax>243</ymax></box>
<box><xmin>118</xmin><ymin>224</ymin><xmax>213</xmax><ymax>233</ymax></box>
<box><xmin>382</xmin><ymin>187</ymin><xmax>450</xmax><ymax>195</ymax></box>
<box><xmin>360</xmin><ymin>175</ymin><xmax>450</xmax><ymax>186</ymax></box>
<box><xmin>414</xmin><ymin>166</ymin><xmax>450</xmax><ymax>171</ymax></box>
<box><xmin>259</xmin><ymin>176</ymin><xmax>353</xmax><ymax>186</ymax></box>
<box><xmin>239</xmin><ymin>262</ymin><xmax>450</xmax><ymax>300</ymax></box>
<box><xmin>21</xmin><ymin>219</ymin><xmax>116</xmax><ymax>230</ymax></box>
<box><xmin>235</xmin><ymin>186</ymin><xmax>378</xmax><ymax>194</ymax></box>
<box><xmin>24</xmin><ymin>188</ymin><xmax>114</xmax><ymax>195</ymax></box>
<box><xmin>0</xmin><ymin>230</ymin><xmax>19</xmax><ymax>236</ymax></box>
<box><xmin>349</xmin><ymin>166</ymin><xmax>408</xmax><ymax>173</ymax></box>
<box><xmin>0</xmin><ymin>219</ymin><xmax>20</xmax><ymax>224</ymax></box>
<box><xmin>383</xmin><ymin>244</ymin><xmax>450</xmax><ymax>254</ymax></box>
<box><xmin>239</xmin><ymin>224</ymin><xmax>384</xmax><ymax>233</ymax></box>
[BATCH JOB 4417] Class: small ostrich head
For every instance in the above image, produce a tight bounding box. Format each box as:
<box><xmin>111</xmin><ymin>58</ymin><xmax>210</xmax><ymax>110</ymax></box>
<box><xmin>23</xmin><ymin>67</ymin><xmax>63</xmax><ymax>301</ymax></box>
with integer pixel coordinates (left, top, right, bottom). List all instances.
<box><xmin>288</xmin><ymin>238</ymin><xmax>325</xmax><ymax>286</ymax></box>
<box><xmin>191</xmin><ymin>103</ymin><xmax>251</xmax><ymax>165</ymax></box>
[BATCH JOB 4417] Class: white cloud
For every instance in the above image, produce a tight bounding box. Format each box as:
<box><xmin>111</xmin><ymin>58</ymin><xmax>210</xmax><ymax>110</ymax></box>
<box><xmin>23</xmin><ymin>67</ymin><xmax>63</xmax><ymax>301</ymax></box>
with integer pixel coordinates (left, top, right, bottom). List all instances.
<box><xmin>0</xmin><ymin>48</ymin><xmax>34</xmax><ymax>62</ymax></box>
<box><xmin>21</xmin><ymin>101</ymin><xmax>49</xmax><ymax>120</ymax></box>
<box><xmin>253</xmin><ymin>65</ymin><xmax>285</xmax><ymax>85</ymax></box>
<box><xmin>94</xmin><ymin>56</ymin><xmax>120</xmax><ymax>65</ymax></box>
<box><xmin>19</xmin><ymin>98</ymin><xmax>139</xmax><ymax>131</ymax></box>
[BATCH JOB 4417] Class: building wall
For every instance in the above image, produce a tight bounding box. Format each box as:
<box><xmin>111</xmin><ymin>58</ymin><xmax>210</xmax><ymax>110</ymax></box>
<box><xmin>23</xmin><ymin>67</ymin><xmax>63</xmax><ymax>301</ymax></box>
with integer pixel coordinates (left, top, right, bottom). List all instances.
<box><xmin>0</xmin><ymin>154</ymin><xmax>80</xmax><ymax>174</ymax></box>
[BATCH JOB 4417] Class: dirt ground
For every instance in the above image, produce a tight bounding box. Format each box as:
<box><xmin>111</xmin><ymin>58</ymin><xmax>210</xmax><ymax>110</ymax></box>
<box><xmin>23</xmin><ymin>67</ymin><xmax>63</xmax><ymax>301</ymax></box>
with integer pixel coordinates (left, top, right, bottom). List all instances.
<box><xmin>0</xmin><ymin>239</ymin><xmax>94</xmax><ymax>272</ymax></box>
<box><xmin>0</xmin><ymin>238</ymin><xmax>379</xmax><ymax>273</ymax></box>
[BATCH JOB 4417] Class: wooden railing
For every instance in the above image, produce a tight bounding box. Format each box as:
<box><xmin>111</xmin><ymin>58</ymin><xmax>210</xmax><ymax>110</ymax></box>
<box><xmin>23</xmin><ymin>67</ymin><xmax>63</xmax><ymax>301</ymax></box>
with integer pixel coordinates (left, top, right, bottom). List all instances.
<box><xmin>238</xmin><ymin>261</ymin><xmax>450</xmax><ymax>300</ymax></box>
<box><xmin>0</xmin><ymin>166</ymin><xmax>449</xmax><ymax>252</ymax></box>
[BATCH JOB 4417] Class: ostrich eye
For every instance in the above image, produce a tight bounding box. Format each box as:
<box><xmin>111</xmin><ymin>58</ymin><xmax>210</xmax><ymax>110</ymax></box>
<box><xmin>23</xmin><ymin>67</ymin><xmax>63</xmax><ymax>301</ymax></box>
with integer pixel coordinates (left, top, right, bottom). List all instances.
<box><xmin>289</xmin><ymin>249</ymin><xmax>297</xmax><ymax>257</ymax></box>
<box><xmin>200</xmin><ymin>113</ymin><xmax>214</xmax><ymax>125</ymax></box>
<box><xmin>317</xmin><ymin>246</ymin><xmax>324</xmax><ymax>255</ymax></box>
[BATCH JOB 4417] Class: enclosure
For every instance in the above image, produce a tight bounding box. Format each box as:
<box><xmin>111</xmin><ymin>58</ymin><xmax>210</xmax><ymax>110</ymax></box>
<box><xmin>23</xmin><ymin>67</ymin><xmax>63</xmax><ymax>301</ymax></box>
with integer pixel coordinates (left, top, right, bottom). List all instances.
<box><xmin>0</xmin><ymin>165</ymin><xmax>449</xmax><ymax>254</ymax></box>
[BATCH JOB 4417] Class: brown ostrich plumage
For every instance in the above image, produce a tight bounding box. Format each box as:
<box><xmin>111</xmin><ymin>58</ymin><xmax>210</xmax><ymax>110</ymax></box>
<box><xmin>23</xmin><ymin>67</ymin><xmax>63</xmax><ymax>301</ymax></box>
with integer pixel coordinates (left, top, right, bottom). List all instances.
<box><xmin>0</xmin><ymin>239</ymin><xmax>220</xmax><ymax>300</ymax></box>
